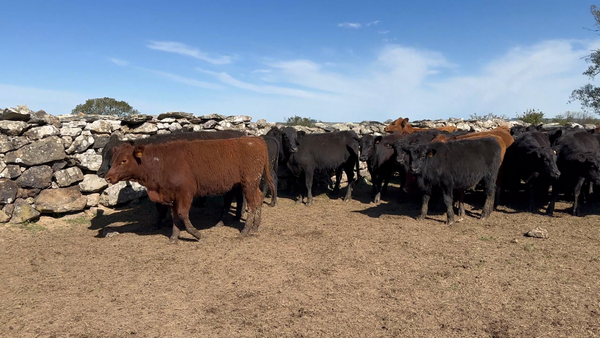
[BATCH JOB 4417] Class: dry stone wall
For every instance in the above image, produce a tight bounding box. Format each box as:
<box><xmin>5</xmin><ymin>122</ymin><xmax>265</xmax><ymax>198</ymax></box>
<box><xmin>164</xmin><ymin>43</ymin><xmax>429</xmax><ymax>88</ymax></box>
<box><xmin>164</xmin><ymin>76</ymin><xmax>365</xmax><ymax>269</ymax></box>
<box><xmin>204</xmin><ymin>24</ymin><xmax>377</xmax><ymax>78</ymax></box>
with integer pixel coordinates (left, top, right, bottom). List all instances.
<box><xmin>0</xmin><ymin>104</ymin><xmax>572</xmax><ymax>223</ymax></box>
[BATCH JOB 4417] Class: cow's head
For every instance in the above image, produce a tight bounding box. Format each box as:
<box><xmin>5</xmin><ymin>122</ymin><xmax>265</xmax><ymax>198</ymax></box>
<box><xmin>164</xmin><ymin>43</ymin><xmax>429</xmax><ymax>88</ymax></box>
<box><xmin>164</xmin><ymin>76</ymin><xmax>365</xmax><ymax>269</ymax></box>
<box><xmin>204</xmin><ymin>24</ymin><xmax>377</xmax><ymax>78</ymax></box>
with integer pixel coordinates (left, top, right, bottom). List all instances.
<box><xmin>578</xmin><ymin>151</ymin><xmax>600</xmax><ymax>185</ymax></box>
<box><xmin>384</xmin><ymin>117</ymin><xmax>410</xmax><ymax>133</ymax></box>
<box><xmin>358</xmin><ymin>135</ymin><xmax>375</xmax><ymax>162</ymax></box>
<box><xmin>97</xmin><ymin>133</ymin><xmax>123</xmax><ymax>178</ymax></box>
<box><xmin>531</xmin><ymin>147</ymin><xmax>561</xmax><ymax>179</ymax></box>
<box><xmin>105</xmin><ymin>142</ymin><xmax>143</xmax><ymax>184</ymax></box>
<box><xmin>406</xmin><ymin>144</ymin><xmax>436</xmax><ymax>175</ymax></box>
<box><xmin>281</xmin><ymin>127</ymin><xmax>300</xmax><ymax>154</ymax></box>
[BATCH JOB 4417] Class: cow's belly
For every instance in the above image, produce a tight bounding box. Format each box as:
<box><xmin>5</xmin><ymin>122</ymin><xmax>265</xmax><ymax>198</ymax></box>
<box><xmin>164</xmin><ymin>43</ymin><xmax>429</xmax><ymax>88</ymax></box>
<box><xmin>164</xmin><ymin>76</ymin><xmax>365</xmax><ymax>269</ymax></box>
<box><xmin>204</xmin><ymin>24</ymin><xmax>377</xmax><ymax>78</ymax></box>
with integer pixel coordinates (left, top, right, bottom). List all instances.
<box><xmin>147</xmin><ymin>190</ymin><xmax>174</xmax><ymax>206</ymax></box>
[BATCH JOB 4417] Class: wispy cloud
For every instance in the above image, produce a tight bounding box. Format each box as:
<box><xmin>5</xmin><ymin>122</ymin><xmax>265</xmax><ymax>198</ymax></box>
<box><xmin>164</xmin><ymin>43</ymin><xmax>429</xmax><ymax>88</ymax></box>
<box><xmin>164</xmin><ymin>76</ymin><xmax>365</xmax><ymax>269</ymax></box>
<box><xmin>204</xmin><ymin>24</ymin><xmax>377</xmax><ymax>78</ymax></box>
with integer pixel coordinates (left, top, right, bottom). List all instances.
<box><xmin>338</xmin><ymin>22</ymin><xmax>362</xmax><ymax>29</ymax></box>
<box><xmin>138</xmin><ymin>67</ymin><xmax>224</xmax><ymax>90</ymax></box>
<box><xmin>146</xmin><ymin>41</ymin><xmax>233</xmax><ymax>65</ymax></box>
<box><xmin>108</xmin><ymin>58</ymin><xmax>129</xmax><ymax>66</ymax></box>
<box><xmin>252</xmin><ymin>69</ymin><xmax>272</xmax><ymax>73</ymax></box>
<box><xmin>198</xmin><ymin>68</ymin><xmax>329</xmax><ymax>99</ymax></box>
<box><xmin>366</xmin><ymin>20</ymin><xmax>379</xmax><ymax>27</ymax></box>
<box><xmin>379</xmin><ymin>30</ymin><xmax>390</xmax><ymax>34</ymax></box>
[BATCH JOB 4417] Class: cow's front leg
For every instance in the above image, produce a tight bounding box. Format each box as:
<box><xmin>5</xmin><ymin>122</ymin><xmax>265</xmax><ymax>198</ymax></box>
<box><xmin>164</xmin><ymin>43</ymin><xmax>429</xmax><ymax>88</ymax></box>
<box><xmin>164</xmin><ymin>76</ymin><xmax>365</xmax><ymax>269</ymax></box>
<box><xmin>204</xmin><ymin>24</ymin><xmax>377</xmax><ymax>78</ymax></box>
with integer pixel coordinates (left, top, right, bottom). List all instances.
<box><xmin>174</xmin><ymin>198</ymin><xmax>201</xmax><ymax>241</ymax></box>
<box><xmin>305</xmin><ymin>170</ymin><xmax>315</xmax><ymax>206</ymax></box>
<box><xmin>443</xmin><ymin>190</ymin><xmax>455</xmax><ymax>225</ymax></box>
<box><xmin>573</xmin><ymin>176</ymin><xmax>586</xmax><ymax>216</ymax></box>
<box><xmin>417</xmin><ymin>193</ymin><xmax>430</xmax><ymax>220</ymax></box>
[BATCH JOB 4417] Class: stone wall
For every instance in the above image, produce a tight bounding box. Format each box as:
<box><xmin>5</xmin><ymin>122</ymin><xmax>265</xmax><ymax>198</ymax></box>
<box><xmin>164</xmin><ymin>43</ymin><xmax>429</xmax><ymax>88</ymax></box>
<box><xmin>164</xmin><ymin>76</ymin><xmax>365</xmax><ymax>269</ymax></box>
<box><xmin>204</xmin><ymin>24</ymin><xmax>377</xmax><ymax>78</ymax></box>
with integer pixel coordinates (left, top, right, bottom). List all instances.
<box><xmin>0</xmin><ymin>104</ymin><xmax>541</xmax><ymax>223</ymax></box>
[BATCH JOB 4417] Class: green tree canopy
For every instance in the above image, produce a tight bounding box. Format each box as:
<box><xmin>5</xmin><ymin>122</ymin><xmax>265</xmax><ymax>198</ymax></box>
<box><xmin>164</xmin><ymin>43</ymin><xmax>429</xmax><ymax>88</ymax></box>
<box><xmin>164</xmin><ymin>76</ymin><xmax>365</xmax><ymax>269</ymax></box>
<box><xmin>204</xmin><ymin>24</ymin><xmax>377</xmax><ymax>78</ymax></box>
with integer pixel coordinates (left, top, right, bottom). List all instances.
<box><xmin>71</xmin><ymin>97</ymin><xmax>140</xmax><ymax>117</ymax></box>
<box><xmin>284</xmin><ymin>115</ymin><xmax>317</xmax><ymax>127</ymax></box>
<box><xmin>570</xmin><ymin>5</ymin><xmax>600</xmax><ymax>114</ymax></box>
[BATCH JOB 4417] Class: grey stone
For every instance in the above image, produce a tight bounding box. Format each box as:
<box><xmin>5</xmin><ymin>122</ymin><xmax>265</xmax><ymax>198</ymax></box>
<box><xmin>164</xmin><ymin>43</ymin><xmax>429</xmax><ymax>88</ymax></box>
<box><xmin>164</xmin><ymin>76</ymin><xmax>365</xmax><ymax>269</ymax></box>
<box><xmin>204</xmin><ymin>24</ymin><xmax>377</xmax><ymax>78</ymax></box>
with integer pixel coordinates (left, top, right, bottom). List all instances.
<box><xmin>78</xmin><ymin>174</ymin><xmax>108</xmax><ymax>193</ymax></box>
<box><xmin>51</xmin><ymin>161</ymin><xmax>68</xmax><ymax>171</ymax></box>
<box><xmin>0</xmin><ymin>160</ymin><xmax>5</xmax><ymax>173</ymax></box>
<box><xmin>35</xmin><ymin>186</ymin><xmax>88</xmax><ymax>213</ymax></box>
<box><xmin>226</xmin><ymin>115</ymin><xmax>252</xmax><ymax>124</ymax></box>
<box><xmin>121</xmin><ymin>114</ymin><xmax>153</xmax><ymax>125</ymax></box>
<box><xmin>198</xmin><ymin>113</ymin><xmax>225</xmax><ymax>121</ymax></box>
<box><xmin>61</xmin><ymin>136</ymin><xmax>73</xmax><ymax>149</ymax></box>
<box><xmin>168</xmin><ymin>123</ymin><xmax>182</xmax><ymax>131</ymax></box>
<box><xmin>202</xmin><ymin>120</ymin><xmax>217</xmax><ymax>129</ymax></box>
<box><xmin>59</xmin><ymin>126</ymin><xmax>82</xmax><ymax>137</ymax></box>
<box><xmin>9</xmin><ymin>136</ymin><xmax>31</xmax><ymax>150</ymax></box>
<box><xmin>0</xmin><ymin>210</ymin><xmax>9</xmax><ymax>223</ymax></box>
<box><xmin>0</xmin><ymin>135</ymin><xmax>12</xmax><ymax>153</ymax></box>
<box><xmin>525</xmin><ymin>227</ymin><xmax>549</xmax><ymax>239</ymax></box>
<box><xmin>159</xmin><ymin>118</ymin><xmax>176</xmax><ymax>123</ymax></box>
<box><xmin>71</xmin><ymin>149</ymin><xmax>102</xmax><ymax>171</ymax></box>
<box><xmin>66</xmin><ymin>131</ymin><xmax>95</xmax><ymax>154</ymax></box>
<box><xmin>84</xmin><ymin>120</ymin><xmax>121</xmax><ymax>134</ymax></box>
<box><xmin>0</xmin><ymin>179</ymin><xmax>18</xmax><ymax>204</ymax></box>
<box><xmin>0</xmin><ymin>165</ymin><xmax>21</xmax><ymax>179</ymax></box>
<box><xmin>456</xmin><ymin>122</ymin><xmax>471</xmax><ymax>131</ymax></box>
<box><xmin>85</xmin><ymin>193</ymin><xmax>100</xmax><ymax>207</ymax></box>
<box><xmin>1</xmin><ymin>105</ymin><xmax>32</xmax><ymax>121</ymax></box>
<box><xmin>156</xmin><ymin>129</ymin><xmax>171</xmax><ymax>135</ymax></box>
<box><xmin>54</xmin><ymin>167</ymin><xmax>84</xmax><ymax>187</ymax></box>
<box><xmin>158</xmin><ymin>111</ymin><xmax>195</xmax><ymax>120</ymax></box>
<box><xmin>4</xmin><ymin>136</ymin><xmax>66</xmax><ymax>166</ymax></box>
<box><xmin>256</xmin><ymin>119</ymin><xmax>268</xmax><ymax>128</ymax></box>
<box><xmin>215</xmin><ymin>121</ymin><xmax>233</xmax><ymax>130</ymax></box>
<box><xmin>23</xmin><ymin>125</ymin><xmax>59</xmax><ymax>140</ymax></box>
<box><xmin>121</xmin><ymin>122</ymin><xmax>158</xmax><ymax>134</ymax></box>
<box><xmin>99</xmin><ymin>181</ymin><xmax>147</xmax><ymax>207</ymax></box>
<box><xmin>3</xmin><ymin>204</ymin><xmax>14</xmax><ymax>218</ymax></box>
<box><xmin>16</xmin><ymin>165</ymin><xmax>53</xmax><ymax>189</ymax></box>
<box><xmin>10</xmin><ymin>199</ymin><xmax>40</xmax><ymax>223</ymax></box>
<box><xmin>29</xmin><ymin>110</ymin><xmax>61</xmax><ymax>127</ymax></box>
<box><xmin>0</xmin><ymin>120</ymin><xmax>28</xmax><ymax>136</ymax></box>
<box><xmin>92</xmin><ymin>134</ymin><xmax>110</xmax><ymax>149</ymax></box>
<box><xmin>17</xmin><ymin>188</ymin><xmax>41</xmax><ymax>199</ymax></box>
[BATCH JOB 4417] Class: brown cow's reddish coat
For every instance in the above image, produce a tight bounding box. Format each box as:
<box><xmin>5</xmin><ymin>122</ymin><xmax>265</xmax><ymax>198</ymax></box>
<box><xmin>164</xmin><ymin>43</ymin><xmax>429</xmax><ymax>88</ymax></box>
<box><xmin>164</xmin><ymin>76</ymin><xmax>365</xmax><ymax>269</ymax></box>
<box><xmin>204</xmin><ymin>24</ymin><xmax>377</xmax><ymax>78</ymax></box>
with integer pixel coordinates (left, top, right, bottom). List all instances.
<box><xmin>105</xmin><ymin>137</ymin><xmax>275</xmax><ymax>243</ymax></box>
<box><xmin>384</xmin><ymin>117</ymin><xmax>458</xmax><ymax>134</ymax></box>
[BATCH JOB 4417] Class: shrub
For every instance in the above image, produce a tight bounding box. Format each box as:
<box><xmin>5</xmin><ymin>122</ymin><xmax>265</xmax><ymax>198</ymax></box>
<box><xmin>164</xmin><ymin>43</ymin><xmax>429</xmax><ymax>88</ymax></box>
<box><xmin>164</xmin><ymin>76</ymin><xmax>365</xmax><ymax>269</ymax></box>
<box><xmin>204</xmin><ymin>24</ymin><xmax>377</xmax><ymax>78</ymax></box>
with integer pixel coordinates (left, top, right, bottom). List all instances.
<box><xmin>516</xmin><ymin>109</ymin><xmax>545</xmax><ymax>125</ymax></box>
<box><xmin>551</xmin><ymin>111</ymin><xmax>600</xmax><ymax>125</ymax></box>
<box><xmin>469</xmin><ymin>112</ymin><xmax>509</xmax><ymax>121</ymax></box>
<box><xmin>284</xmin><ymin>115</ymin><xmax>317</xmax><ymax>127</ymax></box>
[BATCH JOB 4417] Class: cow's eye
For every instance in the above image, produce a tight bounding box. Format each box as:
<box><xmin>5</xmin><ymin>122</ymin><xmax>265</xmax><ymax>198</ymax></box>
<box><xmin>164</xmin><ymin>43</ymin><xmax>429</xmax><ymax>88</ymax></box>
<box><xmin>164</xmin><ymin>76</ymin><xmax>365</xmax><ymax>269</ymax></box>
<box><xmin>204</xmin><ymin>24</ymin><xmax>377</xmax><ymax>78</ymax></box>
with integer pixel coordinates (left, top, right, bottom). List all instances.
<box><xmin>121</xmin><ymin>159</ymin><xmax>127</xmax><ymax>164</ymax></box>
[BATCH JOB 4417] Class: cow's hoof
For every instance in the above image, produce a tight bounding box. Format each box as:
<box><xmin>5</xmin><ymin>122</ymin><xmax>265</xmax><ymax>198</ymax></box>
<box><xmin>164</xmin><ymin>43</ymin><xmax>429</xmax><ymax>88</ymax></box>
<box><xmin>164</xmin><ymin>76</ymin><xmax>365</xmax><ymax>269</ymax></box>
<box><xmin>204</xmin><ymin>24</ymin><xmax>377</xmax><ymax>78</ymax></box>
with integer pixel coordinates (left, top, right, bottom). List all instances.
<box><xmin>446</xmin><ymin>221</ymin><xmax>455</xmax><ymax>226</ymax></box>
<box><xmin>416</xmin><ymin>216</ymin><xmax>425</xmax><ymax>221</ymax></box>
<box><xmin>168</xmin><ymin>238</ymin><xmax>179</xmax><ymax>244</ymax></box>
<box><xmin>214</xmin><ymin>221</ymin><xmax>225</xmax><ymax>227</ymax></box>
<box><xmin>456</xmin><ymin>217</ymin><xmax>464</xmax><ymax>222</ymax></box>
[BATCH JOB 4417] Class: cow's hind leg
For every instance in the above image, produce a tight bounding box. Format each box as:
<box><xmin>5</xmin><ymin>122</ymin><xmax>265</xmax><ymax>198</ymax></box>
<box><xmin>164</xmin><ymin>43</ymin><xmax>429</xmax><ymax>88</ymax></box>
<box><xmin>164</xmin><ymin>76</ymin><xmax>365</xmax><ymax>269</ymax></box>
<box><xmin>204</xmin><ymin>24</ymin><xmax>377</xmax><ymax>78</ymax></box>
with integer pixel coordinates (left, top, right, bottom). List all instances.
<box><xmin>572</xmin><ymin>176</ymin><xmax>586</xmax><ymax>216</ymax></box>
<box><xmin>153</xmin><ymin>203</ymin><xmax>169</xmax><ymax>231</ymax></box>
<box><xmin>343</xmin><ymin>160</ymin><xmax>356</xmax><ymax>202</ymax></box>
<box><xmin>333</xmin><ymin>167</ymin><xmax>343</xmax><ymax>195</ymax></box>
<box><xmin>169</xmin><ymin>208</ymin><xmax>182</xmax><ymax>244</ymax></box>
<box><xmin>174</xmin><ymin>198</ymin><xmax>201</xmax><ymax>241</ymax></box>
<box><xmin>442</xmin><ymin>188</ymin><xmax>455</xmax><ymax>225</ymax></box>
<box><xmin>241</xmin><ymin>185</ymin><xmax>261</xmax><ymax>236</ymax></box>
<box><xmin>305</xmin><ymin>170</ymin><xmax>315</xmax><ymax>206</ymax></box>
<box><xmin>481</xmin><ymin>177</ymin><xmax>497</xmax><ymax>220</ymax></box>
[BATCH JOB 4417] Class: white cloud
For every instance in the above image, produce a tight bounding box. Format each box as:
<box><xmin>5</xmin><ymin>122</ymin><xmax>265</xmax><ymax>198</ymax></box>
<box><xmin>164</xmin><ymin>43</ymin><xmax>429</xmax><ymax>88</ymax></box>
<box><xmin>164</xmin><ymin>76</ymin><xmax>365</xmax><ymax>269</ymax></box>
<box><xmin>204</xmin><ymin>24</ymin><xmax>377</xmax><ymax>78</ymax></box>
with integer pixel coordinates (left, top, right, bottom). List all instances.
<box><xmin>338</xmin><ymin>22</ymin><xmax>362</xmax><ymax>29</ymax></box>
<box><xmin>252</xmin><ymin>69</ymin><xmax>272</xmax><ymax>73</ymax></box>
<box><xmin>197</xmin><ymin>39</ymin><xmax>599</xmax><ymax>122</ymax></box>
<box><xmin>197</xmin><ymin>68</ymin><xmax>329</xmax><ymax>99</ymax></box>
<box><xmin>366</xmin><ymin>20</ymin><xmax>379</xmax><ymax>27</ymax></box>
<box><xmin>379</xmin><ymin>30</ymin><xmax>390</xmax><ymax>34</ymax></box>
<box><xmin>108</xmin><ymin>58</ymin><xmax>129</xmax><ymax>66</ymax></box>
<box><xmin>138</xmin><ymin>67</ymin><xmax>224</xmax><ymax>90</ymax></box>
<box><xmin>146</xmin><ymin>41</ymin><xmax>233</xmax><ymax>65</ymax></box>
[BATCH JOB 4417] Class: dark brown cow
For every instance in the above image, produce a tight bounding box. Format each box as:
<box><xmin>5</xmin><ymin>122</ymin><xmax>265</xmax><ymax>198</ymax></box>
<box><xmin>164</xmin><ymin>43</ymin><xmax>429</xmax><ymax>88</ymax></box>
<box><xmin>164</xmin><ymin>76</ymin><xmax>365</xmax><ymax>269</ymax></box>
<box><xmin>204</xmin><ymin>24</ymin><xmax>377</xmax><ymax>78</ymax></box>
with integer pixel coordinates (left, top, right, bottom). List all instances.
<box><xmin>105</xmin><ymin>137</ymin><xmax>275</xmax><ymax>243</ymax></box>
<box><xmin>384</xmin><ymin>117</ymin><xmax>458</xmax><ymax>134</ymax></box>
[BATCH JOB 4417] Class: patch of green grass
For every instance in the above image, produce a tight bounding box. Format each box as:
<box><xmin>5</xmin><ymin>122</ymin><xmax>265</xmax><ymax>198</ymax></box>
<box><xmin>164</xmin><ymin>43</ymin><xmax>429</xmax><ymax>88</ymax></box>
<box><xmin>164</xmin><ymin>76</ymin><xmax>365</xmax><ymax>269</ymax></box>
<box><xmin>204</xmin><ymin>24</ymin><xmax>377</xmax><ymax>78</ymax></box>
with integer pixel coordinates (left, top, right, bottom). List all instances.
<box><xmin>13</xmin><ymin>221</ymin><xmax>46</xmax><ymax>232</ymax></box>
<box><xmin>65</xmin><ymin>216</ymin><xmax>91</xmax><ymax>226</ymax></box>
<box><xmin>506</xmin><ymin>259</ymin><xmax>516</xmax><ymax>265</ymax></box>
<box><xmin>524</xmin><ymin>243</ymin><xmax>535</xmax><ymax>252</ymax></box>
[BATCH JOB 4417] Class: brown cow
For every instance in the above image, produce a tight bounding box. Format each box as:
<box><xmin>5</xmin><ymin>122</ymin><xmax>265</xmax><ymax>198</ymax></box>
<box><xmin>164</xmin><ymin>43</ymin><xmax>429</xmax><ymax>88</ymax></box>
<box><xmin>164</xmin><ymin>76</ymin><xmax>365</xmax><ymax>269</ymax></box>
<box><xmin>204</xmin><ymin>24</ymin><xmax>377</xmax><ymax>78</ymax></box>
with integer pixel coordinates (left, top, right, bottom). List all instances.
<box><xmin>105</xmin><ymin>137</ymin><xmax>275</xmax><ymax>243</ymax></box>
<box><xmin>384</xmin><ymin>117</ymin><xmax>457</xmax><ymax>134</ymax></box>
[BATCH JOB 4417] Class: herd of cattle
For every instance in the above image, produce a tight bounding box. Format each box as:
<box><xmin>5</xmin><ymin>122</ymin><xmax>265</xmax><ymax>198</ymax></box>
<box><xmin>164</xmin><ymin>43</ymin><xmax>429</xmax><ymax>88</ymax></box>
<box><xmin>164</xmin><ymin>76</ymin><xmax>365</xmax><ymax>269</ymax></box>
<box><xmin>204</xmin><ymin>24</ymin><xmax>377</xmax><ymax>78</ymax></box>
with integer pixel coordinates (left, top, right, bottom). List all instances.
<box><xmin>96</xmin><ymin>117</ymin><xmax>600</xmax><ymax>243</ymax></box>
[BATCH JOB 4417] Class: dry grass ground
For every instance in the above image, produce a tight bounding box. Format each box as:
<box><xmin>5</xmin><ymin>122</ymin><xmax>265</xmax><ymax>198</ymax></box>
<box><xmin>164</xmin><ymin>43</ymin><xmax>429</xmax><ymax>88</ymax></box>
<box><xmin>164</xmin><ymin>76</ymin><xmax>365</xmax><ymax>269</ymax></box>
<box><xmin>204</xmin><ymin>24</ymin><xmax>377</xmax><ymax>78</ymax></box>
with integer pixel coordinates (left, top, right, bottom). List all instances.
<box><xmin>1</xmin><ymin>182</ymin><xmax>599</xmax><ymax>337</ymax></box>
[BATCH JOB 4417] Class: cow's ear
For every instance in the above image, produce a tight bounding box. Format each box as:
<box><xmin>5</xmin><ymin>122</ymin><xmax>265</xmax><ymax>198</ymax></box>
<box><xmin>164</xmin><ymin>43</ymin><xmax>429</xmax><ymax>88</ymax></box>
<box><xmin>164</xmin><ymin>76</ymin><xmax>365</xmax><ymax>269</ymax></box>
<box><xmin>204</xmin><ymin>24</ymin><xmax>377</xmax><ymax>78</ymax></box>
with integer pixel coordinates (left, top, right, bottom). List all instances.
<box><xmin>577</xmin><ymin>153</ymin><xmax>586</xmax><ymax>162</ymax></box>
<box><xmin>427</xmin><ymin>149</ymin><xmax>437</xmax><ymax>157</ymax></box>
<box><xmin>374</xmin><ymin>136</ymin><xmax>383</xmax><ymax>144</ymax></box>
<box><xmin>134</xmin><ymin>145</ymin><xmax>144</xmax><ymax>159</ymax></box>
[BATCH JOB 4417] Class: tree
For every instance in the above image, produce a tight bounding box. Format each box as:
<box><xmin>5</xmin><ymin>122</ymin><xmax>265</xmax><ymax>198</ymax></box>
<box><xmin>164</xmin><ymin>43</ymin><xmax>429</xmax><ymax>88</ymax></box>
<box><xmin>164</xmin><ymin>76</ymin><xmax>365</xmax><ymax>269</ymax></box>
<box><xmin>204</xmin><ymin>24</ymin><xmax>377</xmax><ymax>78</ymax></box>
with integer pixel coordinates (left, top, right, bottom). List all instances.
<box><xmin>71</xmin><ymin>97</ymin><xmax>140</xmax><ymax>117</ymax></box>
<box><xmin>284</xmin><ymin>115</ymin><xmax>317</xmax><ymax>127</ymax></box>
<box><xmin>570</xmin><ymin>5</ymin><xmax>600</xmax><ymax>114</ymax></box>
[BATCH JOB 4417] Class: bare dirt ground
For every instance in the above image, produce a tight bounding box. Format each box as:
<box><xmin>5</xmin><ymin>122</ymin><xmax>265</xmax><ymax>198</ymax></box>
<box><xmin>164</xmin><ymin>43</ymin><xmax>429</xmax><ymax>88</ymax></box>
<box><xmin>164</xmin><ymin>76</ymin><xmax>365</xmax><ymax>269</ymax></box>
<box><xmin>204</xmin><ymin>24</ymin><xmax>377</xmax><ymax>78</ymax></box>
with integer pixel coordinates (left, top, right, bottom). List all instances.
<box><xmin>1</xmin><ymin>182</ymin><xmax>599</xmax><ymax>338</ymax></box>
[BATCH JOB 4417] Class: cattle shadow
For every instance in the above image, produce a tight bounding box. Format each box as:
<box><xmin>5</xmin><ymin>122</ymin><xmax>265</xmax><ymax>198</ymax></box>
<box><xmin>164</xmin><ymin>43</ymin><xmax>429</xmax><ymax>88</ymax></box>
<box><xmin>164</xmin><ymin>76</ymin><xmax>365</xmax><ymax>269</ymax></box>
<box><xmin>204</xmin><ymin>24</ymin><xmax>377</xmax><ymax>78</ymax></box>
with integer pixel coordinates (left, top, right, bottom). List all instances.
<box><xmin>89</xmin><ymin>196</ymin><xmax>245</xmax><ymax>239</ymax></box>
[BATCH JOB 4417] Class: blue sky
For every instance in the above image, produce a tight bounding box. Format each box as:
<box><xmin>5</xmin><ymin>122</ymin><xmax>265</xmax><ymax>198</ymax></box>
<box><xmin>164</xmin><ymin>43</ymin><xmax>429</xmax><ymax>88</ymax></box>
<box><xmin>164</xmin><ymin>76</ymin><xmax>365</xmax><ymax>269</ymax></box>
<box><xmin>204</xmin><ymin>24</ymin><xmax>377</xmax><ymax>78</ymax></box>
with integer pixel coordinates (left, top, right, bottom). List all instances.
<box><xmin>1</xmin><ymin>0</ymin><xmax>599</xmax><ymax>122</ymax></box>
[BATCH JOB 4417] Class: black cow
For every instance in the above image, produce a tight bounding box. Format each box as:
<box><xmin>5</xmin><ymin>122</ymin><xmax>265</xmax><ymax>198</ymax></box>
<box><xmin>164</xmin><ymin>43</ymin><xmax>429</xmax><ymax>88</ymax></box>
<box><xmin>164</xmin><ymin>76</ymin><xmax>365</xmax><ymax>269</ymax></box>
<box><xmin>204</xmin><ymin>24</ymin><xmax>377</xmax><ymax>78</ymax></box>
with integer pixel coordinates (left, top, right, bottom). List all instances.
<box><xmin>97</xmin><ymin>130</ymin><xmax>246</xmax><ymax>229</ymax></box>
<box><xmin>260</xmin><ymin>134</ymin><xmax>281</xmax><ymax>206</ymax></box>
<box><xmin>285</xmin><ymin>130</ymin><xmax>360</xmax><ymax>205</ymax></box>
<box><xmin>501</xmin><ymin>131</ymin><xmax>561</xmax><ymax>212</ymax></box>
<box><xmin>395</xmin><ymin>138</ymin><xmax>501</xmax><ymax>225</ymax></box>
<box><xmin>366</xmin><ymin>133</ymin><xmax>405</xmax><ymax>203</ymax></box>
<box><xmin>547</xmin><ymin>130</ymin><xmax>600</xmax><ymax>216</ymax></box>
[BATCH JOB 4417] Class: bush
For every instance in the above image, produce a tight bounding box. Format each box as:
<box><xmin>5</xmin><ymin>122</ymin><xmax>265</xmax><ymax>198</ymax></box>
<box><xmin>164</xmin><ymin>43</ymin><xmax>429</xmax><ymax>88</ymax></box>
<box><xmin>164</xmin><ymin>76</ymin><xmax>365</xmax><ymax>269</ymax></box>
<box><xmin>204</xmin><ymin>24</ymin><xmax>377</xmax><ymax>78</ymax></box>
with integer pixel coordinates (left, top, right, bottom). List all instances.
<box><xmin>284</xmin><ymin>115</ymin><xmax>317</xmax><ymax>127</ymax></box>
<box><xmin>551</xmin><ymin>111</ymin><xmax>600</xmax><ymax>125</ymax></box>
<box><xmin>469</xmin><ymin>112</ymin><xmax>509</xmax><ymax>121</ymax></box>
<box><xmin>516</xmin><ymin>109</ymin><xmax>545</xmax><ymax>125</ymax></box>
<box><xmin>72</xmin><ymin>97</ymin><xmax>139</xmax><ymax>117</ymax></box>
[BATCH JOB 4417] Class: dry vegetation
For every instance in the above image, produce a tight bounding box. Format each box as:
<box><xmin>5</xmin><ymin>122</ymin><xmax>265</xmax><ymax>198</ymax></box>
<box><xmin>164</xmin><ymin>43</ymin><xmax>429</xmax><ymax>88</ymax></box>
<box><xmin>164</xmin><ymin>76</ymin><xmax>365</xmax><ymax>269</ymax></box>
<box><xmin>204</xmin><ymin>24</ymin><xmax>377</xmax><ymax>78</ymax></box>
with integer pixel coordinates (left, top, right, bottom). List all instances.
<box><xmin>1</xmin><ymin>182</ymin><xmax>599</xmax><ymax>337</ymax></box>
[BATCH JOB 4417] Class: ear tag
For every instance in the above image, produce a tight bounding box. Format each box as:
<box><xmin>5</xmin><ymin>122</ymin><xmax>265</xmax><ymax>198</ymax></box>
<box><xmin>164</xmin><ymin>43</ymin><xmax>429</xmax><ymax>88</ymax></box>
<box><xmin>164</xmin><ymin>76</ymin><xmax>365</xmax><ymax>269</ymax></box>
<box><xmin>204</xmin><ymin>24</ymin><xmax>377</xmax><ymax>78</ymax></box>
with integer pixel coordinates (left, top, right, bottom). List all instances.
<box><xmin>553</xmin><ymin>150</ymin><xmax>556</xmax><ymax>154</ymax></box>
<box><xmin>134</xmin><ymin>150</ymin><xmax>143</xmax><ymax>158</ymax></box>
<box><xmin>427</xmin><ymin>152</ymin><xmax>434</xmax><ymax>157</ymax></box>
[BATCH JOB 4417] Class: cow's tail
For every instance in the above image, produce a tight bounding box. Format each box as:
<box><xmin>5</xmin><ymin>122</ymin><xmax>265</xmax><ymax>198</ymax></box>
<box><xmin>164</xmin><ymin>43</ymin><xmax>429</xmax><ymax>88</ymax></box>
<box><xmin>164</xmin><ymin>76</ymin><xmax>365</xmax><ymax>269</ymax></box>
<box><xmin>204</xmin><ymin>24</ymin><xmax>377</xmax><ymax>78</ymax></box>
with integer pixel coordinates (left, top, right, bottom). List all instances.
<box><xmin>263</xmin><ymin>151</ymin><xmax>277</xmax><ymax>206</ymax></box>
